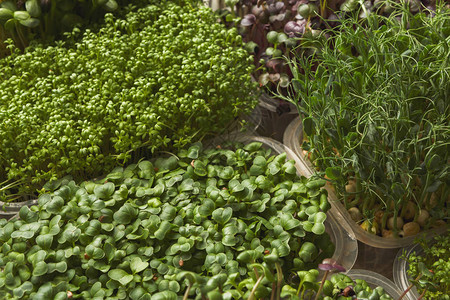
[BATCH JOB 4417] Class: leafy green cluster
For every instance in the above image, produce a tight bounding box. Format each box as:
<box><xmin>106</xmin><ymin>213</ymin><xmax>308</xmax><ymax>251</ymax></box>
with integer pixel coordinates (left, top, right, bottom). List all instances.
<box><xmin>322</xmin><ymin>274</ymin><xmax>393</xmax><ymax>300</ymax></box>
<box><xmin>0</xmin><ymin>142</ymin><xmax>333</xmax><ymax>299</ymax></box>
<box><xmin>405</xmin><ymin>232</ymin><xmax>450</xmax><ymax>299</ymax></box>
<box><xmin>0</xmin><ymin>0</ymin><xmax>120</xmax><ymax>56</ymax></box>
<box><xmin>218</xmin><ymin>0</ymin><xmax>435</xmax><ymax>96</ymax></box>
<box><xmin>0</xmin><ymin>0</ymin><xmax>174</xmax><ymax>56</ymax></box>
<box><xmin>281</xmin><ymin>4</ymin><xmax>449</xmax><ymax>235</ymax></box>
<box><xmin>281</xmin><ymin>271</ymin><xmax>394</xmax><ymax>299</ymax></box>
<box><xmin>0</xmin><ymin>1</ymin><xmax>257</xmax><ymax>195</ymax></box>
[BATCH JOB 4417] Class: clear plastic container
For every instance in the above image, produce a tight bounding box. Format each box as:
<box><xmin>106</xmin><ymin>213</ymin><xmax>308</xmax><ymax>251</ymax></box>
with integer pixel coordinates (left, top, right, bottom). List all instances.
<box><xmin>254</xmin><ymin>93</ymin><xmax>298</xmax><ymax>142</ymax></box>
<box><xmin>258</xmin><ymin>92</ymin><xmax>297</xmax><ymax>114</ymax></box>
<box><xmin>392</xmin><ymin>243</ymin><xmax>422</xmax><ymax>300</ymax></box>
<box><xmin>204</xmin><ymin>0</ymin><xmax>224</xmax><ymax>11</ymax></box>
<box><xmin>283</xmin><ymin>116</ymin><xmax>448</xmax><ymax>248</ymax></box>
<box><xmin>209</xmin><ymin>134</ymin><xmax>358</xmax><ymax>272</ymax></box>
<box><xmin>224</xmin><ymin>105</ymin><xmax>262</xmax><ymax>136</ymax></box>
<box><xmin>0</xmin><ymin>199</ymin><xmax>37</xmax><ymax>220</ymax></box>
<box><xmin>347</xmin><ymin>269</ymin><xmax>403</xmax><ymax>299</ymax></box>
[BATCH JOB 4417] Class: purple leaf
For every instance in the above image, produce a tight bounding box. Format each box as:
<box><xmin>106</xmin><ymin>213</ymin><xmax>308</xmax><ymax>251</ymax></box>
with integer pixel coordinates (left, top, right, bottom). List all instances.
<box><xmin>267</xmin><ymin>3</ymin><xmax>279</xmax><ymax>14</ymax></box>
<box><xmin>319</xmin><ymin>258</ymin><xmax>346</xmax><ymax>272</ymax></box>
<box><xmin>333</xmin><ymin>264</ymin><xmax>346</xmax><ymax>272</ymax></box>
<box><xmin>269</xmin><ymin>13</ymin><xmax>286</xmax><ymax>23</ymax></box>
<box><xmin>318</xmin><ymin>263</ymin><xmax>334</xmax><ymax>271</ymax></box>
<box><xmin>252</xmin><ymin>5</ymin><xmax>268</xmax><ymax>20</ymax></box>
<box><xmin>275</xmin><ymin>2</ymin><xmax>285</xmax><ymax>11</ymax></box>
<box><xmin>267</xmin><ymin>1</ymin><xmax>285</xmax><ymax>14</ymax></box>
<box><xmin>284</xmin><ymin>20</ymin><xmax>305</xmax><ymax>37</ymax></box>
<box><xmin>241</xmin><ymin>14</ymin><xmax>256</xmax><ymax>26</ymax></box>
<box><xmin>266</xmin><ymin>59</ymin><xmax>283</xmax><ymax>71</ymax></box>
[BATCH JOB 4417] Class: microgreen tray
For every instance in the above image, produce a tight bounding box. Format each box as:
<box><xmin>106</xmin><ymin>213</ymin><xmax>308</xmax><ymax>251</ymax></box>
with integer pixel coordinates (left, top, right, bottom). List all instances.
<box><xmin>0</xmin><ymin>199</ymin><xmax>38</xmax><ymax>220</ymax></box>
<box><xmin>8</xmin><ymin>134</ymin><xmax>358</xmax><ymax>274</ymax></box>
<box><xmin>219</xmin><ymin>134</ymin><xmax>358</xmax><ymax>272</ymax></box>
<box><xmin>347</xmin><ymin>269</ymin><xmax>403</xmax><ymax>299</ymax></box>
<box><xmin>392</xmin><ymin>243</ymin><xmax>421</xmax><ymax>300</ymax></box>
<box><xmin>283</xmin><ymin>116</ymin><xmax>447</xmax><ymax>248</ymax></box>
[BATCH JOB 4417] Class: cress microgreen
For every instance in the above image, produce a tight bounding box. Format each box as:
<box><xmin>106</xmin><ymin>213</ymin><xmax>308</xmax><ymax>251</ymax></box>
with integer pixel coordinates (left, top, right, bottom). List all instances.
<box><xmin>0</xmin><ymin>141</ymin><xmax>334</xmax><ymax>298</ymax></box>
<box><xmin>0</xmin><ymin>0</ymin><xmax>126</xmax><ymax>56</ymax></box>
<box><xmin>0</xmin><ymin>1</ymin><xmax>258</xmax><ymax>197</ymax></box>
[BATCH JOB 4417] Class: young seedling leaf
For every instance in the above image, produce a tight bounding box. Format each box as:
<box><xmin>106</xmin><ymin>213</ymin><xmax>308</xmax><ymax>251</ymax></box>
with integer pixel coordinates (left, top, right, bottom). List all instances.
<box><xmin>108</xmin><ymin>269</ymin><xmax>133</xmax><ymax>286</ymax></box>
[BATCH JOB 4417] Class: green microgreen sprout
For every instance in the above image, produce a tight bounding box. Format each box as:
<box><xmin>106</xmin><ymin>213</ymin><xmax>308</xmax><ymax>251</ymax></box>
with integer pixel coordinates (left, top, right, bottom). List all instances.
<box><xmin>218</xmin><ymin>0</ymin><xmax>435</xmax><ymax>103</ymax></box>
<box><xmin>0</xmin><ymin>0</ymin><xmax>258</xmax><ymax>198</ymax></box>
<box><xmin>401</xmin><ymin>232</ymin><xmax>450</xmax><ymax>299</ymax></box>
<box><xmin>281</xmin><ymin>264</ymin><xmax>395</xmax><ymax>299</ymax></box>
<box><xmin>279</xmin><ymin>1</ymin><xmax>449</xmax><ymax>238</ymax></box>
<box><xmin>0</xmin><ymin>179</ymin><xmax>24</xmax><ymax>203</ymax></box>
<box><xmin>0</xmin><ymin>0</ymin><xmax>122</xmax><ymax>56</ymax></box>
<box><xmin>398</xmin><ymin>262</ymin><xmax>434</xmax><ymax>300</ymax></box>
<box><xmin>0</xmin><ymin>140</ymin><xmax>335</xmax><ymax>298</ymax></box>
<box><xmin>315</xmin><ymin>258</ymin><xmax>346</xmax><ymax>300</ymax></box>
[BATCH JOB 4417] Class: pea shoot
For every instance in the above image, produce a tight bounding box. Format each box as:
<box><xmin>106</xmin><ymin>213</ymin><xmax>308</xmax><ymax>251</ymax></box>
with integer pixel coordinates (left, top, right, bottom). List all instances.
<box><xmin>279</xmin><ymin>2</ymin><xmax>449</xmax><ymax>238</ymax></box>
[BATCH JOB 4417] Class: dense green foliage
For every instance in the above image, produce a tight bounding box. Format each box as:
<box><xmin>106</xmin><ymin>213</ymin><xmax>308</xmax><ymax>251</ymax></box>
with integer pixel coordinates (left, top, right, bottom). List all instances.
<box><xmin>0</xmin><ymin>142</ymin><xmax>333</xmax><ymax>299</ymax></box>
<box><xmin>281</xmin><ymin>4</ymin><xmax>449</xmax><ymax>237</ymax></box>
<box><xmin>218</xmin><ymin>0</ymin><xmax>438</xmax><ymax>98</ymax></box>
<box><xmin>0</xmin><ymin>0</ymin><xmax>121</xmax><ymax>56</ymax></box>
<box><xmin>0</xmin><ymin>1</ymin><xmax>257</xmax><ymax>195</ymax></box>
<box><xmin>404</xmin><ymin>233</ymin><xmax>450</xmax><ymax>299</ymax></box>
<box><xmin>0</xmin><ymin>0</ymin><xmax>177</xmax><ymax>56</ymax></box>
<box><xmin>320</xmin><ymin>274</ymin><xmax>393</xmax><ymax>300</ymax></box>
<box><xmin>282</xmin><ymin>271</ymin><xmax>394</xmax><ymax>299</ymax></box>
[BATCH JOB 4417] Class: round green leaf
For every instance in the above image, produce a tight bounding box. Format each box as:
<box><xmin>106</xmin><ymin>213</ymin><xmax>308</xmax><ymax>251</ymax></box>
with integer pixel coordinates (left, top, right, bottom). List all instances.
<box><xmin>212</xmin><ymin>207</ymin><xmax>233</xmax><ymax>225</ymax></box>
<box><xmin>108</xmin><ymin>269</ymin><xmax>133</xmax><ymax>286</ymax></box>
<box><xmin>33</xmin><ymin>261</ymin><xmax>48</xmax><ymax>277</ymax></box>
<box><xmin>19</xmin><ymin>206</ymin><xmax>37</xmax><ymax>223</ymax></box>
<box><xmin>130</xmin><ymin>257</ymin><xmax>149</xmax><ymax>274</ymax></box>
<box><xmin>266</xmin><ymin>31</ymin><xmax>278</xmax><ymax>44</ymax></box>
<box><xmin>0</xmin><ymin>8</ymin><xmax>13</xmax><ymax>21</ymax></box>
<box><xmin>36</xmin><ymin>234</ymin><xmax>53</xmax><ymax>250</ymax></box>
<box><xmin>46</xmin><ymin>196</ymin><xmax>64</xmax><ymax>214</ymax></box>
<box><xmin>13</xmin><ymin>10</ymin><xmax>30</xmax><ymax>21</ymax></box>
<box><xmin>19</xmin><ymin>17</ymin><xmax>39</xmax><ymax>27</ymax></box>
<box><xmin>151</xmin><ymin>291</ymin><xmax>177</xmax><ymax>300</ymax></box>
<box><xmin>113</xmin><ymin>203</ymin><xmax>138</xmax><ymax>225</ymax></box>
<box><xmin>198</xmin><ymin>198</ymin><xmax>215</xmax><ymax>217</ymax></box>
<box><xmin>25</xmin><ymin>0</ymin><xmax>41</xmax><ymax>17</ymax></box>
<box><xmin>154</xmin><ymin>220</ymin><xmax>171</xmax><ymax>240</ymax></box>
<box><xmin>13</xmin><ymin>281</ymin><xmax>33</xmax><ymax>298</ymax></box>
<box><xmin>94</xmin><ymin>182</ymin><xmax>115</xmax><ymax>199</ymax></box>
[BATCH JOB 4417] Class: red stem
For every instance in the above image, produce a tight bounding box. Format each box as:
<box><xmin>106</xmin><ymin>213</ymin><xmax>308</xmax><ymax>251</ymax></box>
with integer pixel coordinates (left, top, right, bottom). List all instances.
<box><xmin>417</xmin><ymin>288</ymin><xmax>427</xmax><ymax>300</ymax></box>
<box><xmin>314</xmin><ymin>270</ymin><xmax>329</xmax><ymax>300</ymax></box>
<box><xmin>275</xmin><ymin>262</ymin><xmax>282</xmax><ymax>300</ymax></box>
<box><xmin>270</xmin><ymin>282</ymin><xmax>276</xmax><ymax>300</ymax></box>
<box><xmin>398</xmin><ymin>274</ymin><xmax>422</xmax><ymax>300</ymax></box>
